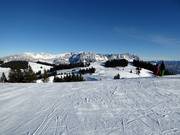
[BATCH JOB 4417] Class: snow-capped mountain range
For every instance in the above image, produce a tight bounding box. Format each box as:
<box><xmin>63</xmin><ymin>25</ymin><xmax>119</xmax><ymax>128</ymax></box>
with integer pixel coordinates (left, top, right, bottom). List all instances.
<box><xmin>1</xmin><ymin>52</ymin><xmax>139</xmax><ymax>64</ymax></box>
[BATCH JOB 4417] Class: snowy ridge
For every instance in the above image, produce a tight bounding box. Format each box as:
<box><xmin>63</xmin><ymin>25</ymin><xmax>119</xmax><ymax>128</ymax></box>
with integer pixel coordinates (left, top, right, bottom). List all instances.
<box><xmin>1</xmin><ymin>52</ymin><xmax>71</xmax><ymax>64</ymax></box>
<box><xmin>0</xmin><ymin>77</ymin><xmax>180</xmax><ymax>135</ymax></box>
<box><xmin>106</xmin><ymin>53</ymin><xmax>139</xmax><ymax>62</ymax></box>
<box><xmin>1</xmin><ymin>52</ymin><xmax>139</xmax><ymax>64</ymax></box>
<box><xmin>23</xmin><ymin>52</ymin><xmax>68</xmax><ymax>60</ymax></box>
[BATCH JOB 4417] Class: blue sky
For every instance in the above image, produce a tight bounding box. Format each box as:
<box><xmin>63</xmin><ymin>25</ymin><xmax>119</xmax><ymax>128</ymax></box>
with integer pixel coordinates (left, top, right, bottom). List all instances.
<box><xmin>0</xmin><ymin>0</ymin><xmax>180</xmax><ymax>60</ymax></box>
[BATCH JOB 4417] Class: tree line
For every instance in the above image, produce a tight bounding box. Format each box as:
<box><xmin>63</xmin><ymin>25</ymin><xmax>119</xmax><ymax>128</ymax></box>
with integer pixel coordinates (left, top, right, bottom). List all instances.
<box><xmin>0</xmin><ymin>61</ymin><xmax>28</xmax><ymax>69</ymax></box>
<box><xmin>4</xmin><ymin>66</ymin><xmax>36</xmax><ymax>83</ymax></box>
<box><xmin>53</xmin><ymin>73</ymin><xmax>84</xmax><ymax>82</ymax></box>
<box><xmin>0</xmin><ymin>68</ymin><xmax>51</xmax><ymax>83</ymax></box>
<box><xmin>104</xmin><ymin>59</ymin><xmax>128</xmax><ymax>67</ymax></box>
<box><xmin>0</xmin><ymin>61</ymin><xmax>92</xmax><ymax>83</ymax></box>
<box><xmin>79</xmin><ymin>67</ymin><xmax>96</xmax><ymax>74</ymax></box>
<box><xmin>0</xmin><ymin>65</ymin><xmax>88</xmax><ymax>83</ymax></box>
<box><xmin>133</xmin><ymin>60</ymin><xmax>173</xmax><ymax>76</ymax></box>
<box><xmin>50</xmin><ymin>62</ymin><xmax>90</xmax><ymax>72</ymax></box>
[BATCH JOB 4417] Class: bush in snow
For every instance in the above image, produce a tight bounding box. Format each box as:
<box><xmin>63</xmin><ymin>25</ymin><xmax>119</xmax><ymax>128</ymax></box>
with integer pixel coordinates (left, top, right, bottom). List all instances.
<box><xmin>42</xmin><ymin>69</ymin><xmax>49</xmax><ymax>83</ymax></box>
<box><xmin>114</xmin><ymin>74</ymin><xmax>120</xmax><ymax>79</ymax></box>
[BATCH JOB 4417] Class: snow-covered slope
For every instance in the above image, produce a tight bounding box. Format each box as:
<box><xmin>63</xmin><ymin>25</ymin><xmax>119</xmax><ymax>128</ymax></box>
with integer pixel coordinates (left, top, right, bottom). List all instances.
<box><xmin>0</xmin><ymin>61</ymin><xmax>153</xmax><ymax>82</ymax></box>
<box><xmin>39</xmin><ymin>61</ymin><xmax>153</xmax><ymax>82</ymax></box>
<box><xmin>82</xmin><ymin>62</ymin><xmax>153</xmax><ymax>81</ymax></box>
<box><xmin>0</xmin><ymin>77</ymin><xmax>180</xmax><ymax>135</ymax></box>
<box><xmin>29</xmin><ymin>62</ymin><xmax>52</xmax><ymax>73</ymax></box>
<box><xmin>1</xmin><ymin>52</ymin><xmax>139</xmax><ymax>64</ymax></box>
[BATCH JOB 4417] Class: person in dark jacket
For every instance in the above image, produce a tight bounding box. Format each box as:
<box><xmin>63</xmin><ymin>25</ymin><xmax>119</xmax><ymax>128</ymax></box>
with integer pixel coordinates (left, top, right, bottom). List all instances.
<box><xmin>155</xmin><ymin>64</ymin><xmax>160</xmax><ymax>76</ymax></box>
<box><xmin>160</xmin><ymin>61</ymin><xmax>165</xmax><ymax>76</ymax></box>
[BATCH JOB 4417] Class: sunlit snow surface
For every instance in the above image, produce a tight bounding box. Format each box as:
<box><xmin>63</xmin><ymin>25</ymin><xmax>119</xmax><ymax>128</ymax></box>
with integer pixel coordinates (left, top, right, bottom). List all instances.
<box><xmin>0</xmin><ymin>77</ymin><xmax>180</xmax><ymax>135</ymax></box>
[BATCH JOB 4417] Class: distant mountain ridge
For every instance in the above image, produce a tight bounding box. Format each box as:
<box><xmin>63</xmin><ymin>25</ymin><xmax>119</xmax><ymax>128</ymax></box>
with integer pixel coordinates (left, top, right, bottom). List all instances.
<box><xmin>1</xmin><ymin>52</ymin><xmax>139</xmax><ymax>64</ymax></box>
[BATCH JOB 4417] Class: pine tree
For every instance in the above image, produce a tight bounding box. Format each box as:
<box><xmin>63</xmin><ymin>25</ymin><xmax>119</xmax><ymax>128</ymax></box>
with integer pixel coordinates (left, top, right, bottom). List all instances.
<box><xmin>29</xmin><ymin>66</ymin><xmax>37</xmax><ymax>82</ymax></box>
<box><xmin>8</xmin><ymin>69</ymin><xmax>16</xmax><ymax>82</ymax></box>
<box><xmin>42</xmin><ymin>69</ymin><xmax>49</xmax><ymax>83</ymax></box>
<box><xmin>23</xmin><ymin>66</ymin><xmax>37</xmax><ymax>82</ymax></box>
<box><xmin>78</xmin><ymin>74</ymin><xmax>84</xmax><ymax>81</ymax></box>
<box><xmin>8</xmin><ymin>69</ymin><xmax>24</xmax><ymax>82</ymax></box>
<box><xmin>136</xmin><ymin>67</ymin><xmax>141</xmax><ymax>75</ymax></box>
<box><xmin>16</xmin><ymin>69</ymin><xmax>24</xmax><ymax>82</ymax></box>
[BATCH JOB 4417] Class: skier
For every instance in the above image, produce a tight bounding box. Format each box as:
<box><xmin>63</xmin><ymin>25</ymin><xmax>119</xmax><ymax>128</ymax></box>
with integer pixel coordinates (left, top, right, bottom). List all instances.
<box><xmin>130</xmin><ymin>69</ymin><xmax>133</xmax><ymax>73</ymax></box>
<box><xmin>155</xmin><ymin>64</ymin><xmax>160</xmax><ymax>76</ymax></box>
<box><xmin>0</xmin><ymin>72</ymin><xmax>7</xmax><ymax>83</ymax></box>
<box><xmin>136</xmin><ymin>67</ymin><xmax>141</xmax><ymax>75</ymax></box>
<box><xmin>160</xmin><ymin>61</ymin><xmax>165</xmax><ymax>76</ymax></box>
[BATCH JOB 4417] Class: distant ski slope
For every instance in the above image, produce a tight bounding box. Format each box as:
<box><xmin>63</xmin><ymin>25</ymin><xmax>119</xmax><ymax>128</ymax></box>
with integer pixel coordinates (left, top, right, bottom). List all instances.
<box><xmin>0</xmin><ymin>77</ymin><xmax>180</xmax><ymax>135</ymax></box>
<box><xmin>29</xmin><ymin>62</ymin><xmax>52</xmax><ymax>73</ymax></box>
<box><xmin>83</xmin><ymin>62</ymin><xmax>153</xmax><ymax>81</ymax></box>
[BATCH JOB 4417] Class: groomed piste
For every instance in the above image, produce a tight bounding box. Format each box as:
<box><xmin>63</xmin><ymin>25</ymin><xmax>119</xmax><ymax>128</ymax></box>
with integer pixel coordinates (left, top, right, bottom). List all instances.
<box><xmin>0</xmin><ymin>77</ymin><xmax>180</xmax><ymax>135</ymax></box>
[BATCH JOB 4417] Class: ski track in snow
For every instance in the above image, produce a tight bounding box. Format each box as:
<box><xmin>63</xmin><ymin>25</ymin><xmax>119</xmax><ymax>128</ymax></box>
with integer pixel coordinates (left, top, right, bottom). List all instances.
<box><xmin>0</xmin><ymin>77</ymin><xmax>180</xmax><ymax>135</ymax></box>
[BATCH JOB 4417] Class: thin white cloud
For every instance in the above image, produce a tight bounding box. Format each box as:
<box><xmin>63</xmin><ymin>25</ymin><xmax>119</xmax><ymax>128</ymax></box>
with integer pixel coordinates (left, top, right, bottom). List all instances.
<box><xmin>114</xmin><ymin>26</ymin><xmax>180</xmax><ymax>46</ymax></box>
<box><xmin>150</xmin><ymin>35</ymin><xmax>180</xmax><ymax>46</ymax></box>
